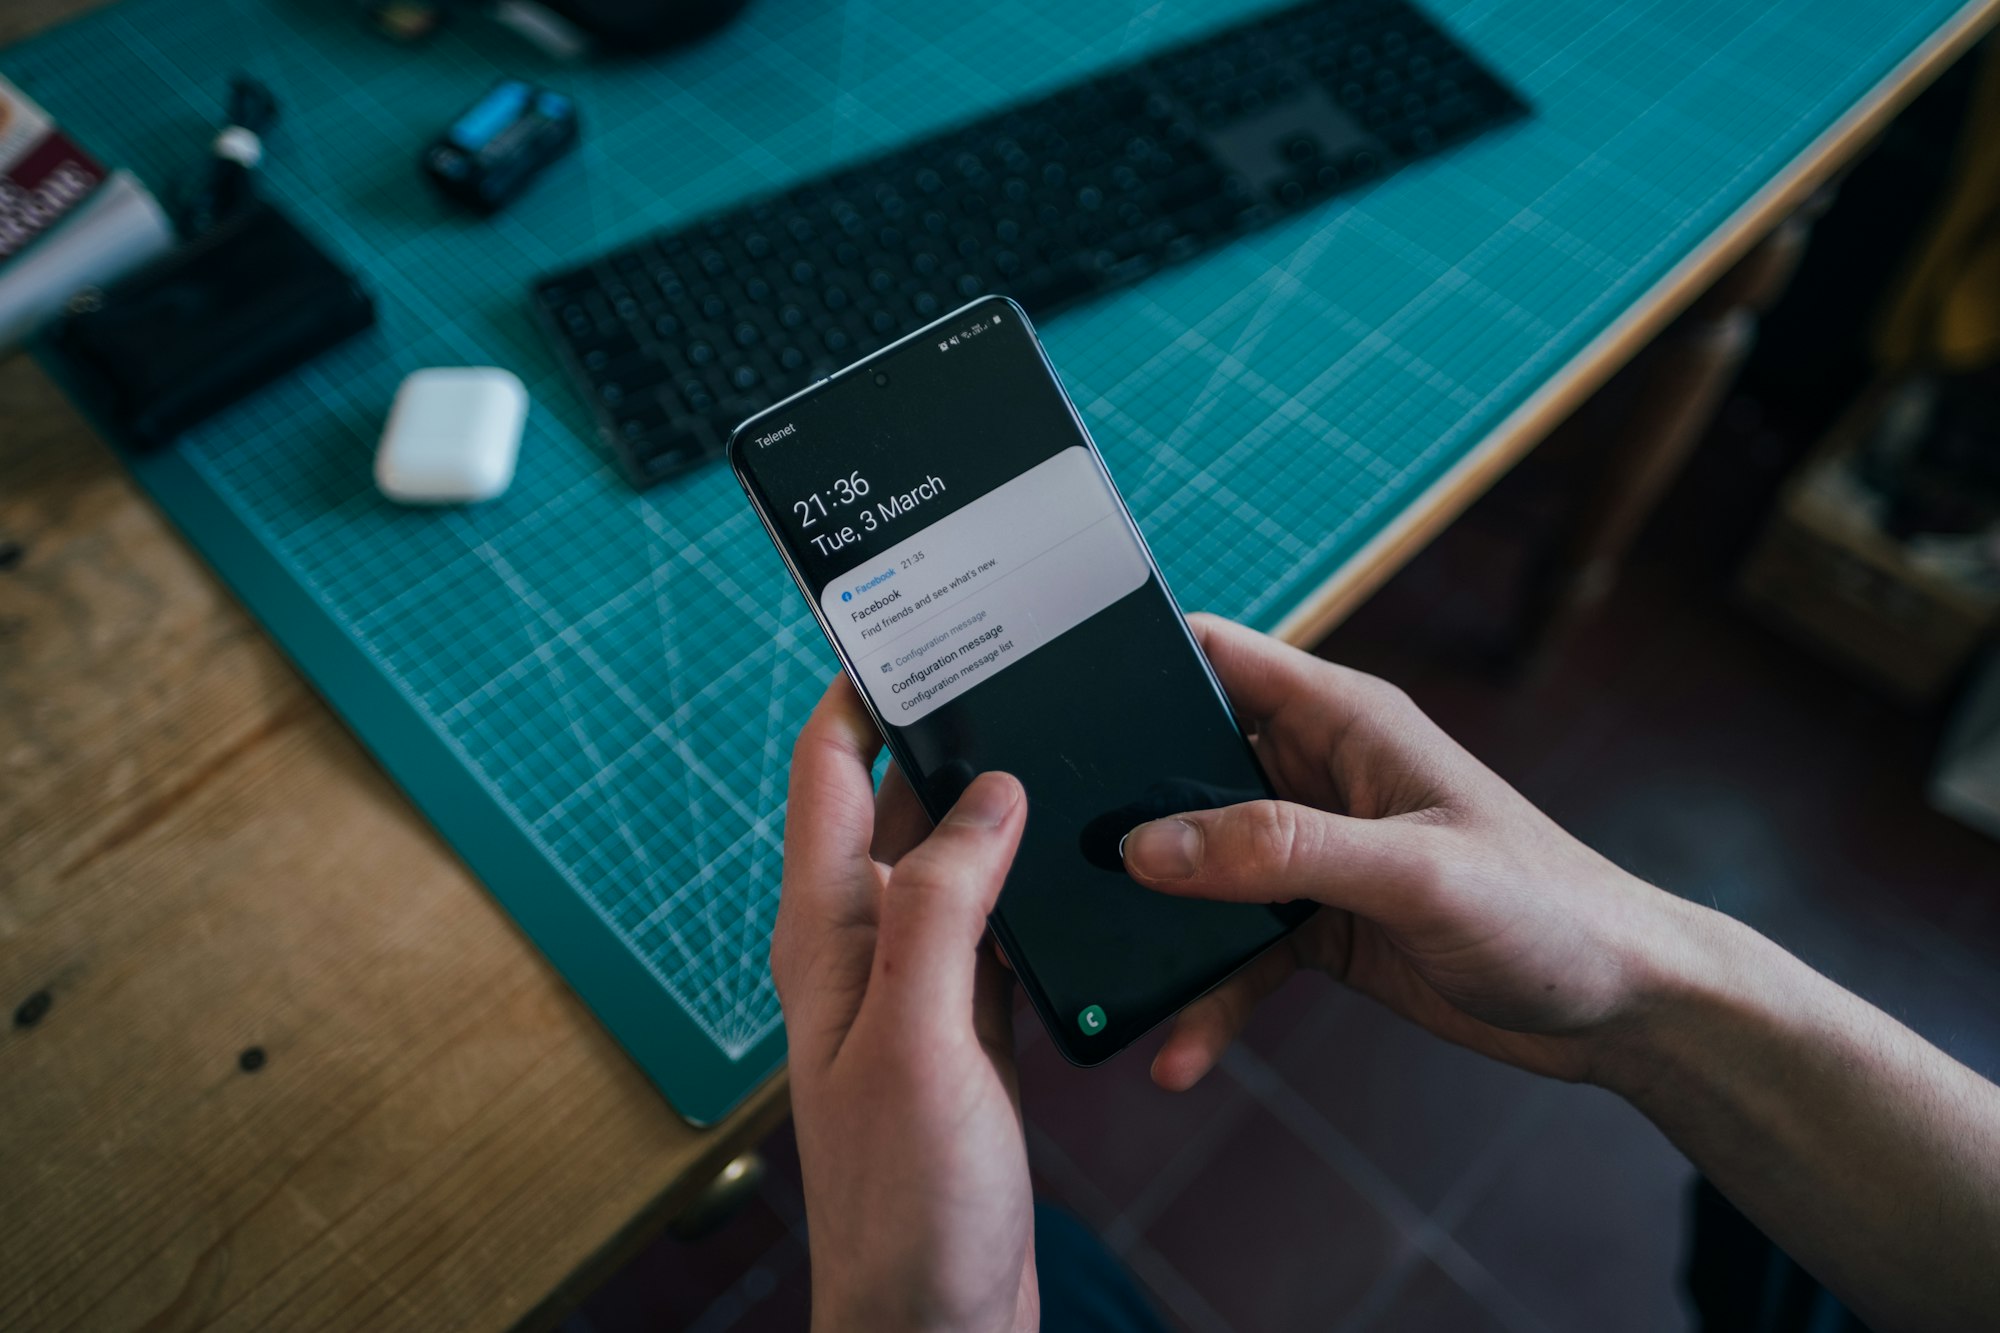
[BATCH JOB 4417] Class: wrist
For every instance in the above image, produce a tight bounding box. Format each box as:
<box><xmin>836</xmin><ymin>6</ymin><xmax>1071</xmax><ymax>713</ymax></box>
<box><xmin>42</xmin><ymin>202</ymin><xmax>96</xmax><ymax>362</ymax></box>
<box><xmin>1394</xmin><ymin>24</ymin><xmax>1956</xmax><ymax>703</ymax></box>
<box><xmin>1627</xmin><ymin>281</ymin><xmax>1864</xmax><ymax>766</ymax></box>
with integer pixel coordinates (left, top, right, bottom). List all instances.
<box><xmin>810</xmin><ymin>1266</ymin><xmax>1013</xmax><ymax>1333</ymax></box>
<box><xmin>1582</xmin><ymin>891</ymin><xmax>1769</xmax><ymax>1100</ymax></box>
<box><xmin>809</xmin><ymin>1251</ymin><xmax>922</xmax><ymax>1333</ymax></box>
<box><xmin>811</xmin><ymin>1299</ymin><xmax>1003</xmax><ymax>1333</ymax></box>
<box><xmin>811</xmin><ymin>1282</ymin><xmax>932</xmax><ymax>1333</ymax></box>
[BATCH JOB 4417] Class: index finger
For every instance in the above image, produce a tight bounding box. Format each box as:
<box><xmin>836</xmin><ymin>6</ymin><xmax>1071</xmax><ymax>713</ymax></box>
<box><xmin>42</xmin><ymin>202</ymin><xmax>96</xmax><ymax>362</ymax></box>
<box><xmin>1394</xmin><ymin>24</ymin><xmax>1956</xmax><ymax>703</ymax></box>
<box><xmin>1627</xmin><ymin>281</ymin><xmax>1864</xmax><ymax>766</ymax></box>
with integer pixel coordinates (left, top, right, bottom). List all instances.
<box><xmin>782</xmin><ymin>674</ymin><xmax>885</xmax><ymax>929</ymax></box>
<box><xmin>1188</xmin><ymin>612</ymin><xmax>1384</xmax><ymax>729</ymax></box>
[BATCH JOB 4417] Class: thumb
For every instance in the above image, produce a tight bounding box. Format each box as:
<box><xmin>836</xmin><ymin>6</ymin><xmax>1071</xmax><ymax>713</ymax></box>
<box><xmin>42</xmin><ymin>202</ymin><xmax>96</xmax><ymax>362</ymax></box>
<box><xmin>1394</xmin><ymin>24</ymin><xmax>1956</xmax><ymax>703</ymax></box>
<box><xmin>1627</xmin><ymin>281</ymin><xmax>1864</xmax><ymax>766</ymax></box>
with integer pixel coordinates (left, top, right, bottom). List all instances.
<box><xmin>1122</xmin><ymin>800</ymin><xmax>1433</xmax><ymax>920</ymax></box>
<box><xmin>868</xmin><ymin>772</ymin><xmax>1027</xmax><ymax>1028</ymax></box>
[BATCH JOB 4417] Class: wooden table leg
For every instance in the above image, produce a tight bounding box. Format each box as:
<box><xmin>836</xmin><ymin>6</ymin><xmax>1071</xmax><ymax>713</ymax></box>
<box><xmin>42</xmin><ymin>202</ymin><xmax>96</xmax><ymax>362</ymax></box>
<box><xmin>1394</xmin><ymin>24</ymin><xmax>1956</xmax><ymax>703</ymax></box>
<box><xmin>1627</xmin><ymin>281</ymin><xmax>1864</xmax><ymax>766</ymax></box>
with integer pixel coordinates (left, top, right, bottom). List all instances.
<box><xmin>1512</xmin><ymin>189</ymin><xmax>1836</xmax><ymax>667</ymax></box>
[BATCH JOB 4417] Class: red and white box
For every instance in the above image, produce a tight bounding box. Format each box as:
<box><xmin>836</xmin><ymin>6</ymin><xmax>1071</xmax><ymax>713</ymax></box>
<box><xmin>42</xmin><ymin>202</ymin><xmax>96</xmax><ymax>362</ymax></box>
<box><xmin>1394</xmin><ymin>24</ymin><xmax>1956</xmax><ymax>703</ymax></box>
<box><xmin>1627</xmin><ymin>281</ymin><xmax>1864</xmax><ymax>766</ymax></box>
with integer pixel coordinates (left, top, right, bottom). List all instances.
<box><xmin>0</xmin><ymin>74</ymin><xmax>107</xmax><ymax>264</ymax></box>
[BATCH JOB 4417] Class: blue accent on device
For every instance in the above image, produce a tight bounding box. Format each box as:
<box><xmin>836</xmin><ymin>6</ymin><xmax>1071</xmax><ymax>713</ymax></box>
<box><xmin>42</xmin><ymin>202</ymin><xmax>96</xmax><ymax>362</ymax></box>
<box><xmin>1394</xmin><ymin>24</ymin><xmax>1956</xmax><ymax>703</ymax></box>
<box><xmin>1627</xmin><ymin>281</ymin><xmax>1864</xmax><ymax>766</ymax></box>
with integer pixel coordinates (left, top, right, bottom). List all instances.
<box><xmin>427</xmin><ymin>77</ymin><xmax>578</xmax><ymax>213</ymax></box>
<box><xmin>449</xmin><ymin>79</ymin><xmax>531</xmax><ymax>151</ymax></box>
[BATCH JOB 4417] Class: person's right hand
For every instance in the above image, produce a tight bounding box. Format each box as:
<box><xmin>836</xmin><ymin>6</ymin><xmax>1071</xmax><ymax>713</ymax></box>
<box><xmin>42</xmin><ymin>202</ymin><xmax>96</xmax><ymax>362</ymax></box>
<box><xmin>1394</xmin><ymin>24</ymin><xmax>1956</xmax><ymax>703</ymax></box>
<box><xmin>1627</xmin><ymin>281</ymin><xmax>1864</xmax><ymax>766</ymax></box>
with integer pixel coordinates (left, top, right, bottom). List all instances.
<box><xmin>1123</xmin><ymin>614</ymin><xmax>1706</xmax><ymax>1091</ymax></box>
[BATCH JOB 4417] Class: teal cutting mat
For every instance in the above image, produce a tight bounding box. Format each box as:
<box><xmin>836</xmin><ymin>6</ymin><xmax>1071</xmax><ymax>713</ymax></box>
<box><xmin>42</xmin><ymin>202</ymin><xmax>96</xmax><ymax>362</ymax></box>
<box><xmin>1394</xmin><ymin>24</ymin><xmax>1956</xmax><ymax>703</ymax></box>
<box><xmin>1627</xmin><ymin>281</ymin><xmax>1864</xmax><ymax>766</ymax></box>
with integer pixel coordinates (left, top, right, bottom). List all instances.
<box><xmin>1</xmin><ymin>0</ymin><xmax>1972</xmax><ymax>1123</ymax></box>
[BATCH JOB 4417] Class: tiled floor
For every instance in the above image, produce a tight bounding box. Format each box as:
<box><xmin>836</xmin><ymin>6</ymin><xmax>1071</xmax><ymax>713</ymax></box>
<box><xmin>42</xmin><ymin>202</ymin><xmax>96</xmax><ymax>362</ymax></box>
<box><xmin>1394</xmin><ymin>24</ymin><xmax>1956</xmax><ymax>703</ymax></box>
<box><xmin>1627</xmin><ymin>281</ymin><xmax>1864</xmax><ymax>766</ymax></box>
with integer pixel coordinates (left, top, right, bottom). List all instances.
<box><xmin>565</xmin><ymin>415</ymin><xmax>2000</xmax><ymax>1333</ymax></box>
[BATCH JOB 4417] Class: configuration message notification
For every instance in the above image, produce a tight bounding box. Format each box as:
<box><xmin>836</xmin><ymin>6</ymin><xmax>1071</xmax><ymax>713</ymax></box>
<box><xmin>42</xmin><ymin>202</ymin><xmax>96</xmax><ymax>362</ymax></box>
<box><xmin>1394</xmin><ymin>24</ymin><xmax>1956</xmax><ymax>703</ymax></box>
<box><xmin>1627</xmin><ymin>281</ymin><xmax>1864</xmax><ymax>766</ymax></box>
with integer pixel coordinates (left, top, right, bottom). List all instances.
<box><xmin>820</xmin><ymin>447</ymin><xmax>1149</xmax><ymax>724</ymax></box>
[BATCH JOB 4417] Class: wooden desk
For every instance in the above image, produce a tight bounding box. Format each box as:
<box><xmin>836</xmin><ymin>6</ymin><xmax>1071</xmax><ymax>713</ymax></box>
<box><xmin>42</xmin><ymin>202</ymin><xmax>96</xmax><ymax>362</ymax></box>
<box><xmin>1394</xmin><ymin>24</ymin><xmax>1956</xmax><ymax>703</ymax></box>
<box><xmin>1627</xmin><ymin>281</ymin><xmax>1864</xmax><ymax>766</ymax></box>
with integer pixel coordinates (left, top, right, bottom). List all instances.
<box><xmin>2</xmin><ymin>2</ymin><xmax>1992</xmax><ymax>1330</ymax></box>
<box><xmin>1</xmin><ymin>361</ymin><xmax>788</xmax><ymax>1333</ymax></box>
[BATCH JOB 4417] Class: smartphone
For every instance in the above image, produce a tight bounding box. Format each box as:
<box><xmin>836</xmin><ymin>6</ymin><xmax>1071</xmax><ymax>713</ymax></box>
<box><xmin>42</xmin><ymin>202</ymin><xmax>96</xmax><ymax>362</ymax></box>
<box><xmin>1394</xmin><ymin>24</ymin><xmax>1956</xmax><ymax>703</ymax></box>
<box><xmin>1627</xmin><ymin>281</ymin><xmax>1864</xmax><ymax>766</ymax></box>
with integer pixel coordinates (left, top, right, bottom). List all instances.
<box><xmin>730</xmin><ymin>295</ymin><xmax>1312</xmax><ymax>1065</ymax></box>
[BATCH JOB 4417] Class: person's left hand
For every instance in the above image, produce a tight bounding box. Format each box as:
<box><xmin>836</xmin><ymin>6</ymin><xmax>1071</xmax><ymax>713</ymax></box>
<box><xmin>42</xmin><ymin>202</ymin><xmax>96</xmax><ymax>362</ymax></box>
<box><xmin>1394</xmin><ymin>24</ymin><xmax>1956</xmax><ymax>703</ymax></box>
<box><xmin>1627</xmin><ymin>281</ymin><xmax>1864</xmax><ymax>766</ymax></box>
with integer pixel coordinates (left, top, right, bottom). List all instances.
<box><xmin>775</xmin><ymin>675</ymin><xmax>1036</xmax><ymax>1333</ymax></box>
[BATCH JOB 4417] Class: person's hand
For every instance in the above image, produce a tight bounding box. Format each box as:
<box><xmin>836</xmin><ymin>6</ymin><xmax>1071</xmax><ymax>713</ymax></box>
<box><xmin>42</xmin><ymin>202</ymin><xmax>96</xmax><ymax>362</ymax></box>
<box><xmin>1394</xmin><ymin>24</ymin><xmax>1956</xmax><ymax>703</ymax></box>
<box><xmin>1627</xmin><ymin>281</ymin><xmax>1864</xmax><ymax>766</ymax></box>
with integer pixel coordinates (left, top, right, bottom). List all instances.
<box><xmin>775</xmin><ymin>675</ymin><xmax>1036</xmax><ymax>1333</ymax></box>
<box><xmin>1123</xmin><ymin>614</ymin><xmax>1701</xmax><ymax>1091</ymax></box>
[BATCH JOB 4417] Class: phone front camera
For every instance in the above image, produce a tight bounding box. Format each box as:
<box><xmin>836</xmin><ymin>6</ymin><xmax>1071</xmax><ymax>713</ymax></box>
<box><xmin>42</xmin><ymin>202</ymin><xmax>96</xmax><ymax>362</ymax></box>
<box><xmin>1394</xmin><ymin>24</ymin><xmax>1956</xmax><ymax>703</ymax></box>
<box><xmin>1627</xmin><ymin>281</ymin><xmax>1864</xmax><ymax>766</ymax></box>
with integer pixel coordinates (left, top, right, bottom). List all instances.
<box><xmin>872</xmin><ymin>371</ymin><xmax>891</xmax><ymax>388</ymax></box>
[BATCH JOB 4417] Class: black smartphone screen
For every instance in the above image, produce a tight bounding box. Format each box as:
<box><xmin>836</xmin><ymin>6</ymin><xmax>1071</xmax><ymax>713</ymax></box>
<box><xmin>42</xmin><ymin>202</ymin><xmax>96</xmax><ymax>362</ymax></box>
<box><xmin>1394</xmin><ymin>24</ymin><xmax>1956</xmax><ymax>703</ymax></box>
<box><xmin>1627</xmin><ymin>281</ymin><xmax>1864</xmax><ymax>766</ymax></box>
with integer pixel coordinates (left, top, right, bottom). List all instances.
<box><xmin>731</xmin><ymin>295</ymin><xmax>1310</xmax><ymax>1064</ymax></box>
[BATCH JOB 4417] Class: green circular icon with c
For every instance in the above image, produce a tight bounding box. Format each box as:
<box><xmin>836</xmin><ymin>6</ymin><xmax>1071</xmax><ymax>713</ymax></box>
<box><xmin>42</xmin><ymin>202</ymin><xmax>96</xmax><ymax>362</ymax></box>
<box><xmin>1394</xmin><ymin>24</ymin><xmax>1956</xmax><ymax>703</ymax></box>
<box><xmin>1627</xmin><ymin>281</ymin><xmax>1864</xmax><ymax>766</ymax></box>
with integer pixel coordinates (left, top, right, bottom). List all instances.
<box><xmin>1077</xmin><ymin>1004</ymin><xmax>1107</xmax><ymax>1036</ymax></box>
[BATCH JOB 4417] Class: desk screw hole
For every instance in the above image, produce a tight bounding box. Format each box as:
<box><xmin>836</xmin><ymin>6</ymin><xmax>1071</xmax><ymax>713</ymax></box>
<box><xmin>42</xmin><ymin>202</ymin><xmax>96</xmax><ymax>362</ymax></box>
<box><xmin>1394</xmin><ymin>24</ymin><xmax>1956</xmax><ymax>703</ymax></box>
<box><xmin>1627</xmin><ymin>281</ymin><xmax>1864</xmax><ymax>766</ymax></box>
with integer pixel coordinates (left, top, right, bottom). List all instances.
<box><xmin>14</xmin><ymin>990</ymin><xmax>51</xmax><ymax>1028</ymax></box>
<box><xmin>238</xmin><ymin>1046</ymin><xmax>267</xmax><ymax>1073</ymax></box>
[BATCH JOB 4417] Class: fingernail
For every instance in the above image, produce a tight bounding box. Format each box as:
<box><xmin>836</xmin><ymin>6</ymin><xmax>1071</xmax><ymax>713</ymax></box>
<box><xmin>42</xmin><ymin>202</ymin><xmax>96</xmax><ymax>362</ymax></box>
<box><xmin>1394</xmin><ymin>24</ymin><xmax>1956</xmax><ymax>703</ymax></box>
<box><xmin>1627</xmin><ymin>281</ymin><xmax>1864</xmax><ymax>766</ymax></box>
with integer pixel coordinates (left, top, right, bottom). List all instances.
<box><xmin>949</xmin><ymin>773</ymin><xmax>1019</xmax><ymax>829</ymax></box>
<box><xmin>1124</xmin><ymin>818</ymin><xmax>1201</xmax><ymax>880</ymax></box>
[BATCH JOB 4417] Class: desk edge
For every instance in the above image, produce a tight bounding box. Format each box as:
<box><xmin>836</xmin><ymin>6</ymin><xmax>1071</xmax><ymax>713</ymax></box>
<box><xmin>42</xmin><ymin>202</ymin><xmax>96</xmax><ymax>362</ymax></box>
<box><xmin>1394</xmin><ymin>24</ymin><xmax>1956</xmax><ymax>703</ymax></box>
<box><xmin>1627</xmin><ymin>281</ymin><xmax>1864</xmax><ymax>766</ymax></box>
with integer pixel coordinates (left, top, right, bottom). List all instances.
<box><xmin>1271</xmin><ymin>0</ymin><xmax>2000</xmax><ymax>650</ymax></box>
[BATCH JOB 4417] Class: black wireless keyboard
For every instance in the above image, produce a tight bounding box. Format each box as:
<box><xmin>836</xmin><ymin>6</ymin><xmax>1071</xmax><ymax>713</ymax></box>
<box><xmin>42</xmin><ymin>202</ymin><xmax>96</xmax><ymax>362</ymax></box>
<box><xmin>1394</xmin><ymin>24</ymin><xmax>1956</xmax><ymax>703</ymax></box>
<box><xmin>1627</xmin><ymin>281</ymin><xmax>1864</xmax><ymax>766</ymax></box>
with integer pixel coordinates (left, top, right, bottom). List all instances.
<box><xmin>533</xmin><ymin>0</ymin><xmax>1527</xmax><ymax>487</ymax></box>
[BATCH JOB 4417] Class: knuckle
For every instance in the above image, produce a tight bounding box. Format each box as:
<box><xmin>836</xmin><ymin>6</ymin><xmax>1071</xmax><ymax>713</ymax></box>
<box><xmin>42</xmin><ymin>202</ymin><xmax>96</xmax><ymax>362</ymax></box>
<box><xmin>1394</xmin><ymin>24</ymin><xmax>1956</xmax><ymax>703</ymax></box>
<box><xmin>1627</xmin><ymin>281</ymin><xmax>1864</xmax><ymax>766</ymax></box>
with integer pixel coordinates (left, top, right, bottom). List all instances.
<box><xmin>1392</xmin><ymin>829</ymin><xmax>1451</xmax><ymax>909</ymax></box>
<box><xmin>767</xmin><ymin>918</ymin><xmax>798</xmax><ymax>982</ymax></box>
<box><xmin>1216</xmin><ymin>978</ymin><xmax>1257</xmax><ymax>1033</ymax></box>
<box><xmin>1363</xmin><ymin>672</ymin><xmax>1416</xmax><ymax>713</ymax></box>
<box><xmin>769</xmin><ymin>963</ymin><xmax>798</xmax><ymax>1018</ymax></box>
<box><xmin>1242</xmin><ymin>799</ymin><xmax>1306</xmax><ymax>871</ymax></box>
<box><xmin>887</xmin><ymin>846</ymin><xmax>952</xmax><ymax>896</ymax></box>
<box><xmin>887</xmin><ymin>859</ymin><xmax>978</xmax><ymax>924</ymax></box>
